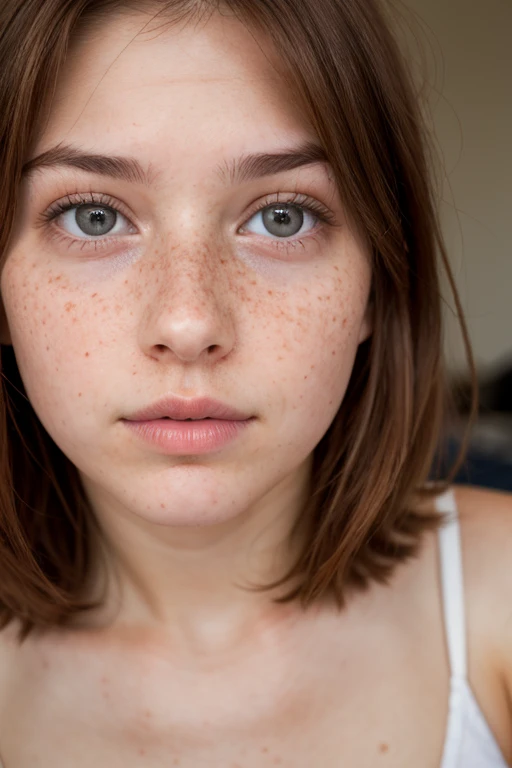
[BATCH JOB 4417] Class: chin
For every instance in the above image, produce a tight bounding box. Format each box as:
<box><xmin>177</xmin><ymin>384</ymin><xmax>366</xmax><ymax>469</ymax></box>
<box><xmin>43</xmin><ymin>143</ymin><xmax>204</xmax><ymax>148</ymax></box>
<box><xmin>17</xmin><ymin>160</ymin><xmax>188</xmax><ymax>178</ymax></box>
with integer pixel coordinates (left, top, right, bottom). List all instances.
<box><xmin>119</xmin><ymin>469</ymin><xmax>255</xmax><ymax>528</ymax></box>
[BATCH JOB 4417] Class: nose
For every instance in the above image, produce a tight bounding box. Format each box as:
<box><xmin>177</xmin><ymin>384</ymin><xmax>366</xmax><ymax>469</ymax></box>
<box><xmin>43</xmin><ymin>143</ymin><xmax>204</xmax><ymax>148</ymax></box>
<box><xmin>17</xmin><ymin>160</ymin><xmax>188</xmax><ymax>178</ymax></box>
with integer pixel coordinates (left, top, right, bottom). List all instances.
<box><xmin>137</xmin><ymin>240</ymin><xmax>236</xmax><ymax>366</ymax></box>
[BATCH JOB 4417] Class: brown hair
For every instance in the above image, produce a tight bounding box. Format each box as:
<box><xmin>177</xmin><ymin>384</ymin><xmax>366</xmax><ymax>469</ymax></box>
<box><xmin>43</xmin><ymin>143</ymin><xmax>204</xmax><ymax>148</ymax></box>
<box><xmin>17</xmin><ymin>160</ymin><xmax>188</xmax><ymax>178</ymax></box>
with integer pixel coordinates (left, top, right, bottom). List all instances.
<box><xmin>0</xmin><ymin>0</ymin><xmax>476</xmax><ymax>641</ymax></box>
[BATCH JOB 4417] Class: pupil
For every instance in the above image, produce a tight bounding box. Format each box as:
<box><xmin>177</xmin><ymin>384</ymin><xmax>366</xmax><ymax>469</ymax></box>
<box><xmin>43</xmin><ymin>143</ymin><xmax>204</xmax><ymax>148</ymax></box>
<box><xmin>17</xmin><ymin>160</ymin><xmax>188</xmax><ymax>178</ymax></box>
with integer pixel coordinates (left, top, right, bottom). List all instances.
<box><xmin>273</xmin><ymin>208</ymin><xmax>291</xmax><ymax>225</ymax></box>
<box><xmin>90</xmin><ymin>210</ymin><xmax>106</xmax><ymax>225</ymax></box>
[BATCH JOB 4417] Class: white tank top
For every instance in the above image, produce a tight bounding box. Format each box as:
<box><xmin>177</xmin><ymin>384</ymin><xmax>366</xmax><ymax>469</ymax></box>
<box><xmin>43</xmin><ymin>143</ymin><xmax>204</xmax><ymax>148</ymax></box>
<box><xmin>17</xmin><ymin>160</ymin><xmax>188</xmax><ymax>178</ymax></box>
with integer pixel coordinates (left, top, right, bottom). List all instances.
<box><xmin>436</xmin><ymin>488</ymin><xmax>508</xmax><ymax>767</ymax></box>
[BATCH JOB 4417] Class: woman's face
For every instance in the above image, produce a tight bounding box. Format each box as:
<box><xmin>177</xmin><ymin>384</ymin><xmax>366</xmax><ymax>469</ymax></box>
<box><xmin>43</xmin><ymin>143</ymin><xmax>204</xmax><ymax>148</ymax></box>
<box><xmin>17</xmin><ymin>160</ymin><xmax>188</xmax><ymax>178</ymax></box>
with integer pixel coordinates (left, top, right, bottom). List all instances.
<box><xmin>0</xmin><ymin>10</ymin><xmax>372</xmax><ymax>530</ymax></box>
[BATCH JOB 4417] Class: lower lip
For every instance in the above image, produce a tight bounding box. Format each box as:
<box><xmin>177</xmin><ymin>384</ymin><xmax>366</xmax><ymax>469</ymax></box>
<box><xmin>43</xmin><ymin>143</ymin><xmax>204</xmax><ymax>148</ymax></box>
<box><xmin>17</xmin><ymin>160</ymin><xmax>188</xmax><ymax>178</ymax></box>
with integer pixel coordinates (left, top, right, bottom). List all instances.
<box><xmin>122</xmin><ymin>418</ymin><xmax>253</xmax><ymax>455</ymax></box>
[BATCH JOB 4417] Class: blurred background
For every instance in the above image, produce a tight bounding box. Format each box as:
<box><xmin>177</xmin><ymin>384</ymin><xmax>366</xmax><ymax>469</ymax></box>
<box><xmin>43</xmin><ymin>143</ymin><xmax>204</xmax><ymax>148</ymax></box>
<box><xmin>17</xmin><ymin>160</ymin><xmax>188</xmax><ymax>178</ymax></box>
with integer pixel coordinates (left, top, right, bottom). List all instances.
<box><xmin>397</xmin><ymin>0</ymin><xmax>512</xmax><ymax>490</ymax></box>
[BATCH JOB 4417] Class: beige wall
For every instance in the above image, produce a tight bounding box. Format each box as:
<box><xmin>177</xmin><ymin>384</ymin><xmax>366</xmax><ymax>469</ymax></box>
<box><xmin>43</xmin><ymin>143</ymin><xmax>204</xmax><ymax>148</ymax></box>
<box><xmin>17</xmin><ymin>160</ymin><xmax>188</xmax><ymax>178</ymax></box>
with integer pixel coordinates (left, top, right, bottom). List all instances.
<box><xmin>400</xmin><ymin>0</ymin><xmax>512</xmax><ymax>373</ymax></box>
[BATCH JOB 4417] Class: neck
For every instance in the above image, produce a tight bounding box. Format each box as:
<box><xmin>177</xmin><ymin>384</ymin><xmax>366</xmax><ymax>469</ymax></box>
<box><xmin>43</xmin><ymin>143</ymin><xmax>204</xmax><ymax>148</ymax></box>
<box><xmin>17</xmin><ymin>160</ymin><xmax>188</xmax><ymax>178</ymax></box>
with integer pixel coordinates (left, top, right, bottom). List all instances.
<box><xmin>79</xmin><ymin>465</ymin><xmax>312</xmax><ymax>656</ymax></box>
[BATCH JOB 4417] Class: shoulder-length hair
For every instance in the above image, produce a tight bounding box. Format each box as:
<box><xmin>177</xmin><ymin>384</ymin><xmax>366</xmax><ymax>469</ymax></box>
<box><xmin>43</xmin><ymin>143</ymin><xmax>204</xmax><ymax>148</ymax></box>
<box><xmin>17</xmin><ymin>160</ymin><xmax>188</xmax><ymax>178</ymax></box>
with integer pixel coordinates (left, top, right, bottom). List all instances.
<box><xmin>0</xmin><ymin>0</ymin><xmax>476</xmax><ymax>640</ymax></box>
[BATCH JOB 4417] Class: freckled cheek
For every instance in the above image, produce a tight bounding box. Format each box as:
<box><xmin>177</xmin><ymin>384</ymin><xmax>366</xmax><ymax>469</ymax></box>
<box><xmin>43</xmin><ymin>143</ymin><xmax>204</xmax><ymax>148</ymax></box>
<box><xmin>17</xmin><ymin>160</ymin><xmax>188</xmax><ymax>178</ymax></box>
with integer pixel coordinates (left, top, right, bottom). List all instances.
<box><xmin>2</xmin><ymin>267</ymin><xmax>110</xmax><ymax>417</ymax></box>
<box><xmin>253</xmin><ymin>281</ymin><xmax>367</xmax><ymax>425</ymax></box>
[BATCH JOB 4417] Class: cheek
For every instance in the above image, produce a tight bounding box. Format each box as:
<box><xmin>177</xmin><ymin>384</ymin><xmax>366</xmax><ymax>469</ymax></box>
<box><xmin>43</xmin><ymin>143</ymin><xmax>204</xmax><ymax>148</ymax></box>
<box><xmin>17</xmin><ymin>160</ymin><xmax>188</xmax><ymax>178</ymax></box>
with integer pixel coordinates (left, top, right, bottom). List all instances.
<box><xmin>1</xmin><ymin>254</ymin><xmax>111</xmax><ymax>438</ymax></box>
<box><xmin>243</xmin><ymin>262</ymin><xmax>370</xmax><ymax>436</ymax></box>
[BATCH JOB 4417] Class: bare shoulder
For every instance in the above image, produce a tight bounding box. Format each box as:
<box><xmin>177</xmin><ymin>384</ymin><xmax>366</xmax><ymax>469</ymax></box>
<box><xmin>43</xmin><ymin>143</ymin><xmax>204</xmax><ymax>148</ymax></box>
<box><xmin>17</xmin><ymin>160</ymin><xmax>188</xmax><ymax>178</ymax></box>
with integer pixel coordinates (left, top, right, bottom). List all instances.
<box><xmin>452</xmin><ymin>484</ymin><xmax>512</xmax><ymax>683</ymax></box>
<box><xmin>453</xmin><ymin>483</ymin><xmax>512</xmax><ymax>574</ymax></box>
<box><xmin>452</xmin><ymin>483</ymin><xmax>512</xmax><ymax>602</ymax></box>
<box><xmin>454</xmin><ymin>482</ymin><xmax>512</xmax><ymax>520</ymax></box>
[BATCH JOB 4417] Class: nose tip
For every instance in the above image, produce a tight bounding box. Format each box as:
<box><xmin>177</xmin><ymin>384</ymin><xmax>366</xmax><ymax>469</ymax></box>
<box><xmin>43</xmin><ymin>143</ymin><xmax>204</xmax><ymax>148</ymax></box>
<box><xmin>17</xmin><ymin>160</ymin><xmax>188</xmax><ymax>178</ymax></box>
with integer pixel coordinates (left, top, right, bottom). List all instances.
<box><xmin>138</xmin><ymin>266</ymin><xmax>236</xmax><ymax>366</ymax></box>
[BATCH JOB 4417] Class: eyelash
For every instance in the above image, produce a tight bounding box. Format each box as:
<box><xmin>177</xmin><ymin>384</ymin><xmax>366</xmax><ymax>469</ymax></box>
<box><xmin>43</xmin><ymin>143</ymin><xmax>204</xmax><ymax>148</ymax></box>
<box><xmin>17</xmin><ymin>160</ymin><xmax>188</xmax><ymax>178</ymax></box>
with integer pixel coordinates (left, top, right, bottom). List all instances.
<box><xmin>39</xmin><ymin>190</ymin><xmax>336</xmax><ymax>255</ymax></box>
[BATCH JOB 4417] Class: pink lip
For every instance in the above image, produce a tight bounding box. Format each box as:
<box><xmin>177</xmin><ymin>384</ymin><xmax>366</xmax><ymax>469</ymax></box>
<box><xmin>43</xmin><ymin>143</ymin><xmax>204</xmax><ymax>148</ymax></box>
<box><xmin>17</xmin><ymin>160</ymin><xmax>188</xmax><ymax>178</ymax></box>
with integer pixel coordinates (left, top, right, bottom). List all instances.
<box><xmin>122</xmin><ymin>418</ymin><xmax>252</xmax><ymax>455</ymax></box>
<box><xmin>121</xmin><ymin>396</ymin><xmax>254</xmax><ymax>455</ymax></box>
<box><xmin>123</xmin><ymin>395</ymin><xmax>251</xmax><ymax>422</ymax></box>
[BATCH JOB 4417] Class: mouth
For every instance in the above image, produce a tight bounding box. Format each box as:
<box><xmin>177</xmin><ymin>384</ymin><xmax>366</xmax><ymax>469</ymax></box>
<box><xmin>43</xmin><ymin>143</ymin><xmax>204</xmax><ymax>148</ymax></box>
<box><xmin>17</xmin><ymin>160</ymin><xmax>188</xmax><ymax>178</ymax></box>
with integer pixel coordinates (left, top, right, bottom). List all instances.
<box><xmin>160</xmin><ymin>416</ymin><xmax>213</xmax><ymax>421</ymax></box>
<box><xmin>122</xmin><ymin>412</ymin><xmax>253</xmax><ymax>455</ymax></box>
<box><xmin>124</xmin><ymin>395</ymin><xmax>252</xmax><ymax>423</ymax></box>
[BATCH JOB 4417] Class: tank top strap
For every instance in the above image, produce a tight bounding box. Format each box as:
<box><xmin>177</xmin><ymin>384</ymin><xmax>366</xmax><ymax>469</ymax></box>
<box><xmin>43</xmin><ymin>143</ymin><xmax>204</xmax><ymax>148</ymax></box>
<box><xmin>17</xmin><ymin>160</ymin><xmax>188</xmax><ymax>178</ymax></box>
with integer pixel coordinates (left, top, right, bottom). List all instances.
<box><xmin>435</xmin><ymin>487</ymin><xmax>468</xmax><ymax>680</ymax></box>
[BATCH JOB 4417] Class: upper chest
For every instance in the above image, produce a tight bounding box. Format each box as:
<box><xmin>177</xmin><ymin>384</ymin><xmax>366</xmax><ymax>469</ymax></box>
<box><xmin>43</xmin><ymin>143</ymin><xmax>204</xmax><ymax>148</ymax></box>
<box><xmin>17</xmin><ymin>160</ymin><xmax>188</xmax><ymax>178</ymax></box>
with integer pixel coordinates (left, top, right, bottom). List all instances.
<box><xmin>0</xmin><ymin>530</ymin><xmax>508</xmax><ymax>768</ymax></box>
<box><xmin>0</xmin><ymin>582</ymin><xmax>453</xmax><ymax>768</ymax></box>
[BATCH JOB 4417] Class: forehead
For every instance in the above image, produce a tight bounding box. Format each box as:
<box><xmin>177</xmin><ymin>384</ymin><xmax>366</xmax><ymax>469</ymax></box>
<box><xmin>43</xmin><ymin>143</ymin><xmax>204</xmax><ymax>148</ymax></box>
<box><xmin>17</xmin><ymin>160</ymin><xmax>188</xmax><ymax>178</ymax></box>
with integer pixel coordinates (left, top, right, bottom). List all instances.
<box><xmin>36</xmin><ymin>10</ymin><xmax>316</xmax><ymax>163</ymax></box>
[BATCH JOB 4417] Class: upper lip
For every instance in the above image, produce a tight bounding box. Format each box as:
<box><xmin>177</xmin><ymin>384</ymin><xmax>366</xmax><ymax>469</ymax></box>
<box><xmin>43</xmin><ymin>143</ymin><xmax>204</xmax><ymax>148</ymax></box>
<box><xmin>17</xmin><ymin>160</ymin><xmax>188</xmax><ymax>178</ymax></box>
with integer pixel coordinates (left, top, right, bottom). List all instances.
<box><xmin>124</xmin><ymin>396</ymin><xmax>252</xmax><ymax>422</ymax></box>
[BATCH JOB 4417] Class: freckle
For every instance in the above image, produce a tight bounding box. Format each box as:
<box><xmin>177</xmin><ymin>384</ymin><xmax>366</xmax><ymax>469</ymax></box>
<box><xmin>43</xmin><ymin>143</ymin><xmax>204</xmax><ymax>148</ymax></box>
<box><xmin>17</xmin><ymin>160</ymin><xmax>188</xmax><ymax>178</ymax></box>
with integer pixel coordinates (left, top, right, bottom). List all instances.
<box><xmin>160</xmin><ymin>503</ymin><xmax>165</xmax><ymax>508</ymax></box>
<box><xmin>343</xmin><ymin>318</ymin><xmax>347</xmax><ymax>327</ymax></box>
<box><xmin>124</xmin><ymin>280</ymin><xmax>128</xmax><ymax>285</ymax></box>
<box><xmin>379</xmin><ymin>743</ymin><xmax>389</xmax><ymax>753</ymax></box>
<box><xmin>304</xmin><ymin>375</ymin><xmax>308</xmax><ymax>380</ymax></box>
<box><xmin>64</xmin><ymin>302</ymin><xmax>76</xmax><ymax>312</ymax></box>
<box><xmin>310</xmin><ymin>364</ymin><xmax>315</xmax><ymax>370</ymax></box>
<box><xmin>78</xmin><ymin>393</ymin><xmax>82</xmax><ymax>397</ymax></box>
<box><xmin>138</xmin><ymin>748</ymin><xmax>146</xmax><ymax>756</ymax></box>
<box><xmin>55</xmin><ymin>275</ymin><xmax>61</xmax><ymax>281</ymax></box>
<box><xmin>91</xmin><ymin>293</ymin><xmax>97</xmax><ymax>298</ymax></box>
<box><xmin>261</xmin><ymin>746</ymin><xmax>269</xmax><ymax>753</ymax></box>
<box><xmin>85</xmin><ymin>352</ymin><xmax>90</xmax><ymax>357</ymax></box>
<box><xmin>332</xmin><ymin>350</ymin><xmax>336</xmax><ymax>356</ymax></box>
<box><xmin>46</xmin><ymin>346</ymin><xmax>49</xmax><ymax>351</ymax></box>
<box><xmin>23</xmin><ymin>305</ymin><xmax>27</xmax><ymax>310</ymax></box>
<box><xmin>267</xmin><ymin>290</ymin><xmax>273</xmax><ymax>295</ymax></box>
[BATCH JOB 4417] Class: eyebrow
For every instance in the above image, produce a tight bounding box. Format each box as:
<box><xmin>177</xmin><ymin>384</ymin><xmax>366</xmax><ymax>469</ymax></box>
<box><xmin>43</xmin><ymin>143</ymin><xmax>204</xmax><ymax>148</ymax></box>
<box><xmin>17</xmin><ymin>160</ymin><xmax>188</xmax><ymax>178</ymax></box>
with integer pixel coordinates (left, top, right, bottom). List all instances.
<box><xmin>217</xmin><ymin>141</ymin><xmax>329</xmax><ymax>185</ymax></box>
<box><xmin>22</xmin><ymin>141</ymin><xmax>330</xmax><ymax>187</ymax></box>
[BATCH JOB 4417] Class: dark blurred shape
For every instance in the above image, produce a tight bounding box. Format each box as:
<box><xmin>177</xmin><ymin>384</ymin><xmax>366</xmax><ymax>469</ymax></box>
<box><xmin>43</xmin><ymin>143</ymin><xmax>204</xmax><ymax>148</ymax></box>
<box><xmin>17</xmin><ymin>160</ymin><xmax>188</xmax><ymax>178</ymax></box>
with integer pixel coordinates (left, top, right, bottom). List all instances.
<box><xmin>433</xmin><ymin>357</ymin><xmax>512</xmax><ymax>491</ymax></box>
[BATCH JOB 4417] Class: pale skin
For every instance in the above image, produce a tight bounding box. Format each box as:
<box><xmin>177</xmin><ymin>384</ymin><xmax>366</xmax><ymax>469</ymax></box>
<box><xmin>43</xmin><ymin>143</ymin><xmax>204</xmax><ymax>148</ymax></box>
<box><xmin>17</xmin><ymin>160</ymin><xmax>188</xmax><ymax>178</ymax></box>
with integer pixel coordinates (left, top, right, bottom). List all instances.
<box><xmin>0</xmin><ymin>9</ymin><xmax>511</xmax><ymax>768</ymax></box>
